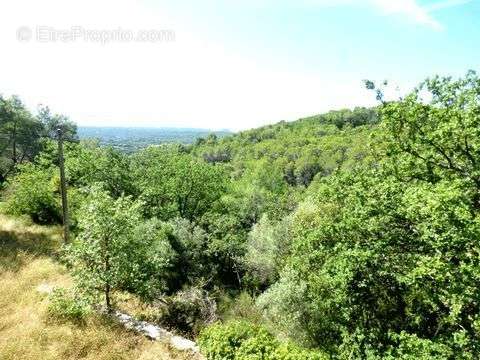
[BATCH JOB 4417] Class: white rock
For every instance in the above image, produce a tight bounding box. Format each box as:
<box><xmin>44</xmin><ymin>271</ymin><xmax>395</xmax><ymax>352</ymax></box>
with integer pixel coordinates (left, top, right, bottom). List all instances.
<box><xmin>112</xmin><ymin>310</ymin><xmax>200</xmax><ymax>352</ymax></box>
<box><xmin>171</xmin><ymin>335</ymin><xmax>199</xmax><ymax>352</ymax></box>
<box><xmin>36</xmin><ymin>282</ymin><xmax>54</xmax><ymax>294</ymax></box>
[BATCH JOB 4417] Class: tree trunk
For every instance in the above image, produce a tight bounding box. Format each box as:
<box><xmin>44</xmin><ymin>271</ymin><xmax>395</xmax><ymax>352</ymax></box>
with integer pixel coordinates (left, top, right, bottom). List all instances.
<box><xmin>57</xmin><ymin>129</ymin><xmax>70</xmax><ymax>243</ymax></box>
<box><xmin>12</xmin><ymin>120</ymin><xmax>17</xmax><ymax>166</ymax></box>
<box><xmin>105</xmin><ymin>282</ymin><xmax>111</xmax><ymax>312</ymax></box>
<box><xmin>104</xmin><ymin>247</ymin><xmax>112</xmax><ymax>312</ymax></box>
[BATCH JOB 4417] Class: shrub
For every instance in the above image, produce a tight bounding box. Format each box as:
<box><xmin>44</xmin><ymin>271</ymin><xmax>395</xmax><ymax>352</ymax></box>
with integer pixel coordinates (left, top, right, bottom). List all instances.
<box><xmin>256</xmin><ymin>269</ymin><xmax>311</xmax><ymax>345</ymax></box>
<box><xmin>198</xmin><ymin>321</ymin><xmax>328</xmax><ymax>360</ymax></box>
<box><xmin>168</xmin><ymin>218</ymin><xmax>211</xmax><ymax>287</ymax></box>
<box><xmin>218</xmin><ymin>292</ymin><xmax>263</xmax><ymax>324</ymax></box>
<box><xmin>272</xmin><ymin>342</ymin><xmax>328</xmax><ymax>360</ymax></box>
<box><xmin>198</xmin><ymin>321</ymin><xmax>270</xmax><ymax>360</ymax></box>
<box><xmin>243</xmin><ymin>214</ymin><xmax>294</xmax><ymax>290</ymax></box>
<box><xmin>243</xmin><ymin>215</ymin><xmax>278</xmax><ymax>288</ymax></box>
<box><xmin>160</xmin><ymin>287</ymin><xmax>217</xmax><ymax>337</ymax></box>
<box><xmin>4</xmin><ymin>164</ymin><xmax>61</xmax><ymax>224</ymax></box>
<box><xmin>382</xmin><ymin>332</ymin><xmax>454</xmax><ymax>360</ymax></box>
<box><xmin>131</xmin><ymin>146</ymin><xmax>227</xmax><ymax>221</ymax></box>
<box><xmin>47</xmin><ymin>288</ymin><xmax>91</xmax><ymax>323</ymax></box>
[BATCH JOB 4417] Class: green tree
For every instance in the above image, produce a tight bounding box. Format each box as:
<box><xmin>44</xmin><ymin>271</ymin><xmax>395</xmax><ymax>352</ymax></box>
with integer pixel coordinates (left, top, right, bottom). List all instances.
<box><xmin>37</xmin><ymin>105</ymin><xmax>78</xmax><ymax>142</ymax></box>
<box><xmin>378</xmin><ymin>70</ymin><xmax>480</xmax><ymax>205</ymax></box>
<box><xmin>243</xmin><ymin>214</ymin><xmax>293</xmax><ymax>288</ymax></box>
<box><xmin>66</xmin><ymin>188</ymin><xmax>176</xmax><ymax>310</ymax></box>
<box><xmin>259</xmin><ymin>72</ymin><xmax>480</xmax><ymax>357</ymax></box>
<box><xmin>0</xmin><ymin>95</ymin><xmax>43</xmax><ymax>182</ymax></box>
<box><xmin>132</xmin><ymin>146</ymin><xmax>227</xmax><ymax>221</ymax></box>
<box><xmin>65</xmin><ymin>141</ymin><xmax>134</xmax><ymax>198</ymax></box>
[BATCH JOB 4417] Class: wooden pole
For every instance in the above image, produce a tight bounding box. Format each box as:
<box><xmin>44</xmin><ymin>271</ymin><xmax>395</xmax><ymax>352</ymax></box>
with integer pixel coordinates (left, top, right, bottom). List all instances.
<box><xmin>57</xmin><ymin>128</ymin><xmax>69</xmax><ymax>243</ymax></box>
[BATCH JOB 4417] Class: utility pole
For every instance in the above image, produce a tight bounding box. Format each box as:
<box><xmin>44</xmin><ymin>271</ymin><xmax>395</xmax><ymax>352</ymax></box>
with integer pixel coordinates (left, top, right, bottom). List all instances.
<box><xmin>57</xmin><ymin>128</ymin><xmax>69</xmax><ymax>243</ymax></box>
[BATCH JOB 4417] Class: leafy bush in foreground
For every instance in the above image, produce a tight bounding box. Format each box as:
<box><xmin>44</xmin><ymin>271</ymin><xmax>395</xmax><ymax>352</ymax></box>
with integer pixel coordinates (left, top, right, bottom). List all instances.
<box><xmin>198</xmin><ymin>321</ymin><xmax>327</xmax><ymax>360</ymax></box>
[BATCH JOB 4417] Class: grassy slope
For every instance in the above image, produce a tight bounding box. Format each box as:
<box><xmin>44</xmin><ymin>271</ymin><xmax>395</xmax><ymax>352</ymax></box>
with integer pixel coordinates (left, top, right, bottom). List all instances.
<box><xmin>0</xmin><ymin>214</ymin><xmax>196</xmax><ymax>360</ymax></box>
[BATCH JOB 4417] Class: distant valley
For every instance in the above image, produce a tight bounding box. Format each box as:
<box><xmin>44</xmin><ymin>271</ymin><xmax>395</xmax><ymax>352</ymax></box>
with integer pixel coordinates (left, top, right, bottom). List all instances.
<box><xmin>78</xmin><ymin>126</ymin><xmax>232</xmax><ymax>152</ymax></box>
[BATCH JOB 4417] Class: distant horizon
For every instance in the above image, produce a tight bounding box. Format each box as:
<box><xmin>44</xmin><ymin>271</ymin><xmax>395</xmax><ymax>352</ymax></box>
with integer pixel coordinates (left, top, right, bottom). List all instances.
<box><xmin>74</xmin><ymin>103</ymin><xmax>375</xmax><ymax>132</ymax></box>
<box><xmin>78</xmin><ymin>125</ymin><xmax>233</xmax><ymax>132</ymax></box>
<box><xmin>3</xmin><ymin>0</ymin><xmax>478</xmax><ymax>130</ymax></box>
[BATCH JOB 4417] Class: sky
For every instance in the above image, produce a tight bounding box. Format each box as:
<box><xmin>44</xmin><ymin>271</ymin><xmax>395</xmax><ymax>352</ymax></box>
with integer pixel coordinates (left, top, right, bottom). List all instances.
<box><xmin>0</xmin><ymin>0</ymin><xmax>479</xmax><ymax>130</ymax></box>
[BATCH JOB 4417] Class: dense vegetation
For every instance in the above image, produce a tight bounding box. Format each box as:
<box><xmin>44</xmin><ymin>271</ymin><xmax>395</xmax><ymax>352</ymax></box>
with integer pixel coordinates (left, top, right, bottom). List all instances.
<box><xmin>2</xmin><ymin>71</ymin><xmax>480</xmax><ymax>359</ymax></box>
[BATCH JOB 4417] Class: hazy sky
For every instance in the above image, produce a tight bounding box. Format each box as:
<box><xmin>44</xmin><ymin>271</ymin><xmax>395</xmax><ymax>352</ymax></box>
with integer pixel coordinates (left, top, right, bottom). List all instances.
<box><xmin>0</xmin><ymin>0</ymin><xmax>478</xmax><ymax>130</ymax></box>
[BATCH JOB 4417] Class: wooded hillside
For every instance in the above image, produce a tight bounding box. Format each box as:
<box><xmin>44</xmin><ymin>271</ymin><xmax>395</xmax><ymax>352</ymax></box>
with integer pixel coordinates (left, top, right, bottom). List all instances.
<box><xmin>2</xmin><ymin>72</ymin><xmax>480</xmax><ymax>359</ymax></box>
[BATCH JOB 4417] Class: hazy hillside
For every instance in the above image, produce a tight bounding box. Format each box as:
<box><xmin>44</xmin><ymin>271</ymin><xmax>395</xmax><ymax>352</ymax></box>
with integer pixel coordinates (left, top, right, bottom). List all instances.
<box><xmin>78</xmin><ymin>127</ymin><xmax>231</xmax><ymax>153</ymax></box>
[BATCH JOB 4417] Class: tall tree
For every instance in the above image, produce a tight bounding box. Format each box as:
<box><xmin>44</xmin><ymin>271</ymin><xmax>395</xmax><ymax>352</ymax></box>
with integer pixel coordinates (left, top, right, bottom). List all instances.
<box><xmin>0</xmin><ymin>95</ymin><xmax>43</xmax><ymax>181</ymax></box>
<box><xmin>37</xmin><ymin>105</ymin><xmax>78</xmax><ymax>142</ymax></box>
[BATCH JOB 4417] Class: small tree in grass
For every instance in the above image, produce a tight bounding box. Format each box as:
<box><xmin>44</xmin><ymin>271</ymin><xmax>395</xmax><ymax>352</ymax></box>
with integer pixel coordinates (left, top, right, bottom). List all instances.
<box><xmin>66</xmin><ymin>186</ymin><xmax>176</xmax><ymax>311</ymax></box>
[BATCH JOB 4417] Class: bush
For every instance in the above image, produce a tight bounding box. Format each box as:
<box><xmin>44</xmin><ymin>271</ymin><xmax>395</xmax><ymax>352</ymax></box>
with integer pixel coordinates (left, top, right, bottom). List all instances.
<box><xmin>4</xmin><ymin>164</ymin><xmax>61</xmax><ymax>224</ymax></box>
<box><xmin>47</xmin><ymin>288</ymin><xmax>91</xmax><ymax>323</ymax></box>
<box><xmin>243</xmin><ymin>215</ymin><xmax>279</xmax><ymax>288</ymax></box>
<box><xmin>218</xmin><ymin>292</ymin><xmax>263</xmax><ymax>324</ymax></box>
<box><xmin>198</xmin><ymin>321</ymin><xmax>327</xmax><ymax>360</ymax></box>
<box><xmin>256</xmin><ymin>269</ymin><xmax>311</xmax><ymax>345</ymax></box>
<box><xmin>272</xmin><ymin>343</ymin><xmax>328</xmax><ymax>360</ymax></box>
<box><xmin>160</xmin><ymin>287</ymin><xmax>217</xmax><ymax>337</ymax></box>
<box><xmin>198</xmin><ymin>321</ymin><xmax>270</xmax><ymax>360</ymax></box>
<box><xmin>243</xmin><ymin>214</ymin><xmax>293</xmax><ymax>290</ymax></box>
<box><xmin>382</xmin><ymin>332</ymin><xmax>454</xmax><ymax>360</ymax></box>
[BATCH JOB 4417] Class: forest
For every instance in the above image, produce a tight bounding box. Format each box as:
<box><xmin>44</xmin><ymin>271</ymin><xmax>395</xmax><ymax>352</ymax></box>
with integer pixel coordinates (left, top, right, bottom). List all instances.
<box><xmin>1</xmin><ymin>71</ymin><xmax>480</xmax><ymax>359</ymax></box>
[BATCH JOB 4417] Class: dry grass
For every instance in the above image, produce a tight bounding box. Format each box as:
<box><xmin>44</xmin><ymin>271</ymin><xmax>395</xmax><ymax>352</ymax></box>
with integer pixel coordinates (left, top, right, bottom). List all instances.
<box><xmin>0</xmin><ymin>214</ymin><xmax>198</xmax><ymax>360</ymax></box>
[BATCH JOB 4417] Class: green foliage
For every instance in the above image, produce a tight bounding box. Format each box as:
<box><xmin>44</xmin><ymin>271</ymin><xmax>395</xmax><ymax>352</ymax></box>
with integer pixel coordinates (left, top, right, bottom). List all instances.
<box><xmin>8</xmin><ymin>73</ymin><xmax>480</xmax><ymax>358</ymax></box>
<box><xmin>3</xmin><ymin>139</ymin><xmax>135</xmax><ymax>226</ymax></box>
<box><xmin>47</xmin><ymin>288</ymin><xmax>91</xmax><ymax>323</ymax></box>
<box><xmin>199</xmin><ymin>321</ymin><xmax>245</xmax><ymax>359</ymax></box>
<box><xmin>243</xmin><ymin>215</ymin><xmax>293</xmax><ymax>288</ymax></box>
<box><xmin>0</xmin><ymin>95</ymin><xmax>44</xmax><ymax>182</ymax></box>
<box><xmin>65</xmin><ymin>141</ymin><xmax>134</xmax><ymax>198</ymax></box>
<box><xmin>256</xmin><ymin>268</ymin><xmax>310</xmax><ymax>344</ymax></box>
<box><xmin>194</xmin><ymin>107</ymin><xmax>375</xmax><ymax>192</ymax></box>
<box><xmin>271</xmin><ymin>343</ymin><xmax>328</xmax><ymax>360</ymax></box>
<box><xmin>65</xmin><ymin>188</ymin><xmax>176</xmax><ymax>309</ymax></box>
<box><xmin>200</xmin><ymin>210</ymin><xmax>248</xmax><ymax>288</ymax></box>
<box><xmin>258</xmin><ymin>72</ymin><xmax>480</xmax><ymax>358</ymax></box>
<box><xmin>0</xmin><ymin>97</ymin><xmax>77</xmax><ymax>183</ymax></box>
<box><xmin>37</xmin><ymin>105</ymin><xmax>78</xmax><ymax>142</ymax></box>
<box><xmin>159</xmin><ymin>287</ymin><xmax>217</xmax><ymax>336</ymax></box>
<box><xmin>167</xmin><ymin>218</ymin><xmax>212</xmax><ymax>286</ymax></box>
<box><xmin>381</xmin><ymin>332</ymin><xmax>454</xmax><ymax>359</ymax></box>
<box><xmin>261</xmin><ymin>168</ymin><xmax>480</xmax><ymax>356</ymax></box>
<box><xmin>198</xmin><ymin>321</ymin><xmax>327</xmax><ymax>360</ymax></box>
<box><xmin>376</xmin><ymin>71</ymin><xmax>480</xmax><ymax>197</ymax></box>
<box><xmin>4</xmin><ymin>163</ymin><xmax>61</xmax><ymax>224</ymax></box>
<box><xmin>132</xmin><ymin>146</ymin><xmax>227</xmax><ymax>221</ymax></box>
<box><xmin>122</xmin><ymin>218</ymin><xmax>177</xmax><ymax>299</ymax></box>
<box><xmin>218</xmin><ymin>292</ymin><xmax>263</xmax><ymax>324</ymax></box>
